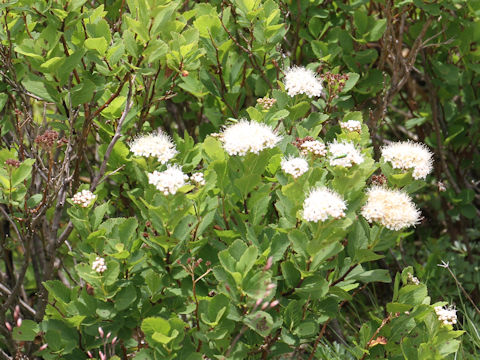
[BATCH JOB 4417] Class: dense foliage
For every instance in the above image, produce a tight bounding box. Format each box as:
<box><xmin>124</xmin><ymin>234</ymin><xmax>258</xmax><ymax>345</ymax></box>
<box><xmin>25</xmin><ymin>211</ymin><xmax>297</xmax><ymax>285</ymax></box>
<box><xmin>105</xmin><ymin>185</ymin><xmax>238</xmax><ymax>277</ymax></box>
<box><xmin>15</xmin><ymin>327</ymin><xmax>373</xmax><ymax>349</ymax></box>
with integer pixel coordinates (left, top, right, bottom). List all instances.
<box><xmin>0</xmin><ymin>0</ymin><xmax>479</xmax><ymax>359</ymax></box>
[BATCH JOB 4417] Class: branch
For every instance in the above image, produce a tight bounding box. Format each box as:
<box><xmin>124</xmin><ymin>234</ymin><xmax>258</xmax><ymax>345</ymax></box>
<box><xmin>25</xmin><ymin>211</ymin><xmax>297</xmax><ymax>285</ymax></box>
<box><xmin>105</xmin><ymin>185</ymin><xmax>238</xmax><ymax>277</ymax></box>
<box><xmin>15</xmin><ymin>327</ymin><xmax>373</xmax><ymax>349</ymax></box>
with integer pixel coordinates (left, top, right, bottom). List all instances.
<box><xmin>91</xmin><ymin>75</ymin><xmax>135</xmax><ymax>190</ymax></box>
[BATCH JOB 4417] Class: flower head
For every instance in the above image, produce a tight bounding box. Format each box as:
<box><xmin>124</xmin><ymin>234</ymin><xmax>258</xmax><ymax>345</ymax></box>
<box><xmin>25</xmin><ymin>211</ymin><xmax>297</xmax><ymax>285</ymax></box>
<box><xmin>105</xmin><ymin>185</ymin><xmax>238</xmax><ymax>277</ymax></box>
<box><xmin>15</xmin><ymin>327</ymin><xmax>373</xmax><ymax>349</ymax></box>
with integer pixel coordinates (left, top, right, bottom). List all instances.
<box><xmin>220</xmin><ymin>120</ymin><xmax>281</xmax><ymax>156</ymax></box>
<box><xmin>300</xmin><ymin>140</ymin><xmax>327</xmax><ymax>157</ymax></box>
<box><xmin>281</xmin><ymin>156</ymin><xmax>309</xmax><ymax>179</ymax></box>
<box><xmin>361</xmin><ymin>186</ymin><xmax>421</xmax><ymax>231</ymax></box>
<box><xmin>381</xmin><ymin>141</ymin><xmax>433</xmax><ymax>180</ymax></box>
<box><xmin>190</xmin><ymin>172</ymin><xmax>206</xmax><ymax>186</ymax></box>
<box><xmin>284</xmin><ymin>66</ymin><xmax>323</xmax><ymax>98</ymax></box>
<box><xmin>434</xmin><ymin>305</ymin><xmax>457</xmax><ymax>326</ymax></box>
<box><xmin>302</xmin><ymin>187</ymin><xmax>347</xmax><ymax>222</ymax></box>
<box><xmin>72</xmin><ymin>190</ymin><xmax>96</xmax><ymax>207</ymax></box>
<box><xmin>148</xmin><ymin>165</ymin><xmax>189</xmax><ymax>195</ymax></box>
<box><xmin>92</xmin><ymin>256</ymin><xmax>107</xmax><ymax>273</ymax></box>
<box><xmin>129</xmin><ymin>130</ymin><xmax>177</xmax><ymax>164</ymax></box>
<box><xmin>340</xmin><ymin>120</ymin><xmax>362</xmax><ymax>132</ymax></box>
<box><xmin>328</xmin><ymin>140</ymin><xmax>364</xmax><ymax>167</ymax></box>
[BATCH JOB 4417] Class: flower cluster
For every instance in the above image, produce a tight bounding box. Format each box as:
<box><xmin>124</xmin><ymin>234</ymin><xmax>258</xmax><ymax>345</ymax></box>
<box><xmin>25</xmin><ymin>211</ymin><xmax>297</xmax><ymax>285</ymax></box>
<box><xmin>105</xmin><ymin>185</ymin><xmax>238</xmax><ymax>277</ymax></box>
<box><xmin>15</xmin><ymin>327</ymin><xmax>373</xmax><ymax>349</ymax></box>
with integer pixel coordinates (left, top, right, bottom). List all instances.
<box><xmin>301</xmin><ymin>140</ymin><xmax>327</xmax><ymax>157</ymax></box>
<box><xmin>281</xmin><ymin>156</ymin><xmax>309</xmax><ymax>179</ymax></box>
<box><xmin>340</xmin><ymin>120</ymin><xmax>362</xmax><ymax>132</ymax></box>
<box><xmin>220</xmin><ymin>120</ymin><xmax>281</xmax><ymax>156</ymax></box>
<box><xmin>72</xmin><ymin>190</ymin><xmax>96</xmax><ymax>207</ymax></box>
<box><xmin>35</xmin><ymin>130</ymin><xmax>59</xmax><ymax>149</ymax></box>
<box><xmin>361</xmin><ymin>186</ymin><xmax>421</xmax><ymax>231</ymax></box>
<box><xmin>257</xmin><ymin>97</ymin><xmax>276</xmax><ymax>110</ymax></box>
<box><xmin>5</xmin><ymin>159</ymin><xmax>20</xmax><ymax>168</ymax></box>
<box><xmin>190</xmin><ymin>172</ymin><xmax>206</xmax><ymax>186</ymax></box>
<box><xmin>148</xmin><ymin>165</ymin><xmax>189</xmax><ymax>195</ymax></box>
<box><xmin>407</xmin><ymin>272</ymin><xmax>420</xmax><ymax>285</ymax></box>
<box><xmin>303</xmin><ymin>187</ymin><xmax>347</xmax><ymax>222</ymax></box>
<box><xmin>328</xmin><ymin>140</ymin><xmax>364</xmax><ymax>167</ymax></box>
<box><xmin>284</xmin><ymin>66</ymin><xmax>323</xmax><ymax>98</ymax></box>
<box><xmin>434</xmin><ymin>305</ymin><xmax>457</xmax><ymax>326</ymax></box>
<box><xmin>129</xmin><ymin>130</ymin><xmax>177</xmax><ymax>164</ymax></box>
<box><xmin>381</xmin><ymin>141</ymin><xmax>433</xmax><ymax>180</ymax></box>
<box><xmin>92</xmin><ymin>257</ymin><xmax>107</xmax><ymax>274</ymax></box>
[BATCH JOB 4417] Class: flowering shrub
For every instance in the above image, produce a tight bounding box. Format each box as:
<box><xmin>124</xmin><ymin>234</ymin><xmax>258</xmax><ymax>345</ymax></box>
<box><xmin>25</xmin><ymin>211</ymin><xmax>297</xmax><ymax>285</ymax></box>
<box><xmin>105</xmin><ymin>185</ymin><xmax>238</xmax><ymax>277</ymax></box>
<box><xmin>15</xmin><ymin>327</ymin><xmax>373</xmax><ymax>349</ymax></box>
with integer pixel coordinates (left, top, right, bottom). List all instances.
<box><xmin>0</xmin><ymin>0</ymin><xmax>478</xmax><ymax>359</ymax></box>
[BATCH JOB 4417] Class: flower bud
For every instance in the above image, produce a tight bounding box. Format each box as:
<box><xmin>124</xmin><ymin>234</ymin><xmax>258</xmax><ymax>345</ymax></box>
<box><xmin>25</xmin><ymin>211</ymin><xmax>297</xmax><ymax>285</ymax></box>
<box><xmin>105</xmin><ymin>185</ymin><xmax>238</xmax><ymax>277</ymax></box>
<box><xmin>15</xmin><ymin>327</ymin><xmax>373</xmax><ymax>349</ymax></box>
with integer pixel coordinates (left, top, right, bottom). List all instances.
<box><xmin>98</xmin><ymin>326</ymin><xmax>104</xmax><ymax>338</ymax></box>
<box><xmin>39</xmin><ymin>344</ymin><xmax>48</xmax><ymax>351</ymax></box>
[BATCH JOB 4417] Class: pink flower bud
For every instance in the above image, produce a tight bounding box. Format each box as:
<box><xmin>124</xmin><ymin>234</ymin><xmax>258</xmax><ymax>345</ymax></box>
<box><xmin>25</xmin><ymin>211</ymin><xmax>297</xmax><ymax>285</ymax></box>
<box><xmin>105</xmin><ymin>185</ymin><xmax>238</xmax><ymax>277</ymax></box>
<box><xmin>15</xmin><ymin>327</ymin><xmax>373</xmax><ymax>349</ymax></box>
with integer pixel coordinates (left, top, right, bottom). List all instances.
<box><xmin>14</xmin><ymin>305</ymin><xmax>20</xmax><ymax>320</ymax></box>
<box><xmin>255</xmin><ymin>298</ymin><xmax>263</xmax><ymax>307</ymax></box>
<box><xmin>98</xmin><ymin>326</ymin><xmax>104</xmax><ymax>338</ymax></box>
<box><xmin>270</xmin><ymin>300</ymin><xmax>279</xmax><ymax>308</ymax></box>
<box><xmin>264</xmin><ymin>290</ymin><xmax>271</xmax><ymax>297</ymax></box>
<box><xmin>112</xmin><ymin>336</ymin><xmax>118</xmax><ymax>345</ymax></box>
<box><xmin>264</xmin><ymin>256</ymin><xmax>273</xmax><ymax>270</ymax></box>
<box><xmin>99</xmin><ymin>351</ymin><xmax>106</xmax><ymax>360</ymax></box>
<box><xmin>261</xmin><ymin>302</ymin><xmax>269</xmax><ymax>310</ymax></box>
<box><xmin>5</xmin><ymin>322</ymin><xmax>12</xmax><ymax>332</ymax></box>
<box><xmin>16</xmin><ymin>318</ymin><xmax>22</xmax><ymax>327</ymax></box>
<box><xmin>267</xmin><ymin>283</ymin><xmax>276</xmax><ymax>290</ymax></box>
<box><xmin>87</xmin><ymin>351</ymin><xmax>93</xmax><ymax>358</ymax></box>
<box><xmin>106</xmin><ymin>332</ymin><xmax>111</xmax><ymax>339</ymax></box>
<box><xmin>39</xmin><ymin>344</ymin><xmax>48</xmax><ymax>350</ymax></box>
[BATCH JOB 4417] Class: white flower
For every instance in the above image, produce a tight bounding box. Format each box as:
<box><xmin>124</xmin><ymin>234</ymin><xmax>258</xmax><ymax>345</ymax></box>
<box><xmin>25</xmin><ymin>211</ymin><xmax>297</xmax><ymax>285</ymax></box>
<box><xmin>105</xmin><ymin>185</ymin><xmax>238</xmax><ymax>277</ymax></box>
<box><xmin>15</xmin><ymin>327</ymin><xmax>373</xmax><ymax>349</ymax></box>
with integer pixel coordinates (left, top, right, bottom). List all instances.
<box><xmin>300</xmin><ymin>140</ymin><xmax>327</xmax><ymax>157</ymax></box>
<box><xmin>147</xmin><ymin>165</ymin><xmax>189</xmax><ymax>195</ymax></box>
<box><xmin>190</xmin><ymin>172</ymin><xmax>206</xmax><ymax>186</ymax></box>
<box><xmin>434</xmin><ymin>305</ymin><xmax>457</xmax><ymax>326</ymax></box>
<box><xmin>340</xmin><ymin>120</ymin><xmax>362</xmax><ymax>132</ymax></box>
<box><xmin>92</xmin><ymin>256</ymin><xmax>107</xmax><ymax>274</ymax></box>
<box><xmin>220</xmin><ymin>120</ymin><xmax>281</xmax><ymax>156</ymax></box>
<box><xmin>281</xmin><ymin>156</ymin><xmax>309</xmax><ymax>179</ymax></box>
<box><xmin>381</xmin><ymin>141</ymin><xmax>433</xmax><ymax>180</ymax></box>
<box><xmin>361</xmin><ymin>186</ymin><xmax>421</xmax><ymax>231</ymax></box>
<box><xmin>328</xmin><ymin>140</ymin><xmax>364</xmax><ymax>167</ymax></box>
<box><xmin>284</xmin><ymin>66</ymin><xmax>323</xmax><ymax>98</ymax></box>
<box><xmin>72</xmin><ymin>190</ymin><xmax>96</xmax><ymax>207</ymax></box>
<box><xmin>129</xmin><ymin>130</ymin><xmax>177</xmax><ymax>164</ymax></box>
<box><xmin>407</xmin><ymin>272</ymin><xmax>420</xmax><ymax>285</ymax></box>
<box><xmin>302</xmin><ymin>187</ymin><xmax>347</xmax><ymax>222</ymax></box>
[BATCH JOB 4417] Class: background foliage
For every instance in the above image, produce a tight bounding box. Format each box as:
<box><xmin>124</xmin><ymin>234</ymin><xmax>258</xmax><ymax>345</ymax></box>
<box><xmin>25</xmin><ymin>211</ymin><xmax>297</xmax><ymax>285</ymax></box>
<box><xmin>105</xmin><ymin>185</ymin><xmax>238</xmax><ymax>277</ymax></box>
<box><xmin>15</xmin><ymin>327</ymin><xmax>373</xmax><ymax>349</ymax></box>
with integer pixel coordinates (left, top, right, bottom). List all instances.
<box><xmin>0</xmin><ymin>0</ymin><xmax>479</xmax><ymax>359</ymax></box>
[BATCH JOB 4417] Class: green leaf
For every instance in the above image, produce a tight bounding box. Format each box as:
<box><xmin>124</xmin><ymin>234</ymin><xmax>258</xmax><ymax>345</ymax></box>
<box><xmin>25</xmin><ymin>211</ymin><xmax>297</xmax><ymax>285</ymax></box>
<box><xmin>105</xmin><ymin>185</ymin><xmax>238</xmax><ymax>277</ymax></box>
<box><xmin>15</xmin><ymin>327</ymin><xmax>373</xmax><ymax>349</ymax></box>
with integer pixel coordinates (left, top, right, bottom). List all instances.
<box><xmin>281</xmin><ymin>261</ymin><xmax>301</xmax><ymax>288</ymax></box>
<box><xmin>237</xmin><ymin>246</ymin><xmax>258</xmax><ymax>275</ymax></box>
<box><xmin>115</xmin><ymin>285</ymin><xmax>137</xmax><ymax>310</ymax></box>
<box><xmin>12</xmin><ymin>320</ymin><xmax>39</xmax><ymax>341</ymax></box>
<box><xmin>22</xmin><ymin>79</ymin><xmax>58</xmax><ymax>103</ymax></box>
<box><xmin>245</xmin><ymin>310</ymin><xmax>273</xmax><ymax>336</ymax></box>
<box><xmin>85</xmin><ymin>37</ymin><xmax>108</xmax><ymax>55</ymax></box>
<box><xmin>348</xmin><ymin>269</ymin><xmax>391</xmax><ymax>283</ymax></box>
<box><xmin>43</xmin><ymin>280</ymin><xmax>71</xmax><ymax>304</ymax></box>
<box><xmin>11</xmin><ymin>159</ymin><xmax>35</xmax><ymax>187</ymax></box>
<box><xmin>368</xmin><ymin>19</ymin><xmax>387</xmax><ymax>41</ymax></box>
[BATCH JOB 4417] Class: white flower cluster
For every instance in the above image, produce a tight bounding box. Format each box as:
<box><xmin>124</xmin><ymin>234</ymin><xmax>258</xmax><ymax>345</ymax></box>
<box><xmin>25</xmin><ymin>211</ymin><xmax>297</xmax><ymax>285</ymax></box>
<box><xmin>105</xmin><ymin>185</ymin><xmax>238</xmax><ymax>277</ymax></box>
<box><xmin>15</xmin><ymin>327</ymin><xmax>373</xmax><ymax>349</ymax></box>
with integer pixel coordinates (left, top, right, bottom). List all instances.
<box><xmin>407</xmin><ymin>272</ymin><xmax>420</xmax><ymax>285</ymax></box>
<box><xmin>361</xmin><ymin>186</ymin><xmax>421</xmax><ymax>231</ymax></box>
<box><xmin>328</xmin><ymin>140</ymin><xmax>364</xmax><ymax>168</ymax></box>
<box><xmin>303</xmin><ymin>187</ymin><xmax>347</xmax><ymax>222</ymax></box>
<box><xmin>92</xmin><ymin>257</ymin><xmax>107</xmax><ymax>274</ymax></box>
<box><xmin>147</xmin><ymin>165</ymin><xmax>189</xmax><ymax>195</ymax></box>
<box><xmin>190</xmin><ymin>172</ymin><xmax>205</xmax><ymax>186</ymax></box>
<box><xmin>284</xmin><ymin>66</ymin><xmax>323</xmax><ymax>98</ymax></box>
<box><xmin>300</xmin><ymin>140</ymin><xmax>327</xmax><ymax>157</ymax></box>
<box><xmin>381</xmin><ymin>141</ymin><xmax>433</xmax><ymax>180</ymax></box>
<box><xmin>129</xmin><ymin>130</ymin><xmax>177</xmax><ymax>164</ymax></box>
<box><xmin>281</xmin><ymin>156</ymin><xmax>309</xmax><ymax>179</ymax></box>
<box><xmin>220</xmin><ymin>120</ymin><xmax>281</xmax><ymax>156</ymax></box>
<box><xmin>257</xmin><ymin>97</ymin><xmax>276</xmax><ymax>110</ymax></box>
<box><xmin>340</xmin><ymin>120</ymin><xmax>362</xmax><ymax>132</ymax></box>
<box><xmin>72</xmin><ymin>190</ymin><xmax>96</xmax><ymax>208</ymax></box>
<box><xmin>435</xmin><ymin>305</ymin><xmax>457</xmax><ymax>326</ymax></box>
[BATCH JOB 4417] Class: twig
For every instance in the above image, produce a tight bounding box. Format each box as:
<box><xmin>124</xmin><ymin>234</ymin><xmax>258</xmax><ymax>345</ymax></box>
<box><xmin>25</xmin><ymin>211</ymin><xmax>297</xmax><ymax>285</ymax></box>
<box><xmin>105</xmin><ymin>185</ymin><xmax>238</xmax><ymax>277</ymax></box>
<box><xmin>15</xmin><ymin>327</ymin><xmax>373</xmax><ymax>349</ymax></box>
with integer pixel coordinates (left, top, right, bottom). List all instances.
<box><xmin>0</xmin><ymin>282</ymin><xmax>36</xmax><ymax>317</ymax></box>
<box><xmin>91</xmin><ymin>75</ymin><xmax>135</xmax><ymax>190</ymax></box>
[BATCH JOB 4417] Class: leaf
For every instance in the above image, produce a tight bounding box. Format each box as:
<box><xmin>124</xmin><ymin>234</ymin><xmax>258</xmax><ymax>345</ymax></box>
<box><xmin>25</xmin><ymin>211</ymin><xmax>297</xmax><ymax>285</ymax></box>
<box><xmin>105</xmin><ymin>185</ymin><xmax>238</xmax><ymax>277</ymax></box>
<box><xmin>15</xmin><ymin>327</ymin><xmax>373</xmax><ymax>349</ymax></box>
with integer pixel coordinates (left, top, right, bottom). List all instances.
<box><xmin>22</xmin><ymin>79</ymin><xmax>58</xmax><ymax>103</ymax></box>
<box><xmin>43</xmin><ymin>280</ymin><xmax>71</xmax><ymax>304</ymax></box>
<box><xmin>85</xmin><ymin>37</ymin><xmax>108</xmax><ymax>55</ymax></box>
<box><xmin>281</xmin><ymin>261</ymin><xmax>301</xmax><ymax>288</ymax></box>
<box><xmin>245</xmin><ymin>311</ymin><xmax>273</xmax><ymax>336</ymax></box>
<box><xmin>12</xmin><ymin>320</ymin><xmax>39</xmax><ymax>341</ymax></box>
<box><xmin>348</xmin><ymin>269</ymin><xmax>391</xmax><ymax>283</ymax></box>
<box><xmin>368</xmin><ymin>19</ymin><xmax>387</xmax><ymax>41</ymax></box>
<box><xmin>115</xmin><ymin>285</ymin><xmax>137</xmax><ymax>311</ymax></box>
<box><xmin>11</xmin><ymin>159</ymin><xmax>35</xmax><ymax>187</ymax></box>
<box><xmin>237</xmin><ymin>246</ymin><xmax>258</xmax><ymax>275</ymax></box>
